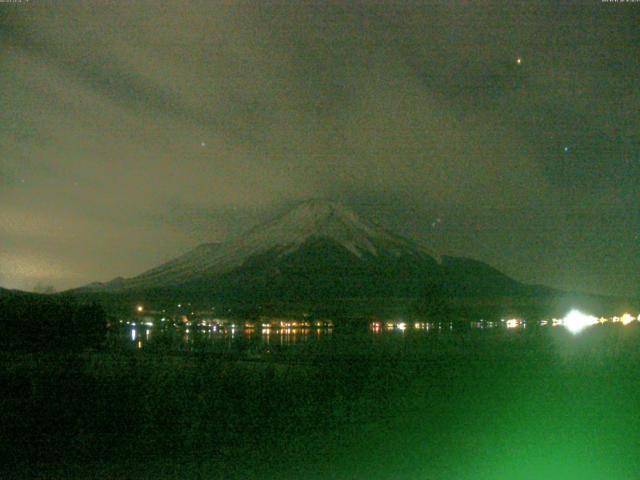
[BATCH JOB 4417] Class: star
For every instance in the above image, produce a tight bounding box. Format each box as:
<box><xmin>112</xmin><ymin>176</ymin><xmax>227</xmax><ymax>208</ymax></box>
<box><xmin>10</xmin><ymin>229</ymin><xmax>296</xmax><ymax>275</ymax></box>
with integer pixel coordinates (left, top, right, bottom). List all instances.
<box><xmin>200</xmin><ymin>141</ymin><xmax>206</xmax><ymax>147</ymax></box>
<box><xmin>564</xmin><ymin>146</ymin><xmax>570</xmax><ymax>153</ymax></box>
<box><xmin>516</xmin><ymin>57</ymin><xmax>522</xmax><ymax>65</ymax></box>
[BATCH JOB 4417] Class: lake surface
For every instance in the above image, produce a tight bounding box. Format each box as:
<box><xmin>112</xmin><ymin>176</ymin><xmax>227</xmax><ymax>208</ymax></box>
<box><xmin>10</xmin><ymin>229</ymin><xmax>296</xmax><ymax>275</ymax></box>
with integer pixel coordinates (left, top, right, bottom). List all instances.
<box><xmin>116</xmin><ymin>315</ymin><xmax>634</xmax><ymax>356</ymax></box>
<box><xmin>3</xmin><ymin>319</ymin><xmax>640</xmax><ymax>480</ymax></box>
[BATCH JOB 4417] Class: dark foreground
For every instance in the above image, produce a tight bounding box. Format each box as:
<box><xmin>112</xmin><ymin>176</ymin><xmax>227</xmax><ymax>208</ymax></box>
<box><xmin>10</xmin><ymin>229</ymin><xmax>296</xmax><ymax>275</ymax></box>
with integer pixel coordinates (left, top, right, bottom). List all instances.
<box><xmin>2</xmin><ymin>325</ymin><xmax>640</xmax><ymax>479</ymax></box>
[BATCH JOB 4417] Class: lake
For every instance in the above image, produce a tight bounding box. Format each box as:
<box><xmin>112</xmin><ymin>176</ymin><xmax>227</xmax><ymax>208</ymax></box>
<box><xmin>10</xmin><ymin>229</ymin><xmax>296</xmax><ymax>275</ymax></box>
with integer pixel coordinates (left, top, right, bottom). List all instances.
<box><xmin>2</xmin><ymin>320</ymin><xmax>640</xmax><ymax>479</ymax></box>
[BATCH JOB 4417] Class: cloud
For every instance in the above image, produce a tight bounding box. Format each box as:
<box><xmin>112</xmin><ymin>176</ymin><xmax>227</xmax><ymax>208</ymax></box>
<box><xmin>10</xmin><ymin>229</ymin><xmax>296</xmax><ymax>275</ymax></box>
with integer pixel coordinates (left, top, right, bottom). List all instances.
<box><xmin>0</xmin><ymin>1</ymin><xmax>638</xmax><ymax>295</ymax></box>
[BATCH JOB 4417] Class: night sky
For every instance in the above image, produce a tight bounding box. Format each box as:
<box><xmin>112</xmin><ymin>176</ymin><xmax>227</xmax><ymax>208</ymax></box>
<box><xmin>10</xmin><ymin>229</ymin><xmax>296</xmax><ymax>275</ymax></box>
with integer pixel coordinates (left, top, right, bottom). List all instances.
<box><xmin>1</xmin><ymin>1</ymin><xmax>638</xmax><ymax>296</ymax></box>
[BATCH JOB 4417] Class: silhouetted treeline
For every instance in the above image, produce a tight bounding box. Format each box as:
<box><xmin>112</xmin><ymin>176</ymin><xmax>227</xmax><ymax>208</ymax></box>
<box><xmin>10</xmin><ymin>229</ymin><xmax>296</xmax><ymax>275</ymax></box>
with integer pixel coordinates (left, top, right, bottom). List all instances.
<box><xmin>0</xmin><ymin>295</ymin><xmax>107</xmax><ymax>350</ymax></box>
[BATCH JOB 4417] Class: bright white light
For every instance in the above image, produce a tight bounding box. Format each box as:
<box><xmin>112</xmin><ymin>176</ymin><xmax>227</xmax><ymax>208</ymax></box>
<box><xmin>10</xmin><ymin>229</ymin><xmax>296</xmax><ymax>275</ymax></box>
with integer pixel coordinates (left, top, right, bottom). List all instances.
<box><xmin>136</xmin><ymin>305</ymin><xmax>144</xmax><ymax>313</ymax></box>
<box><xmin>505</xmin><ymin>319</ymin><xmax>519</xmax><ymax>329</ymax></box>
<box><xmin>562</xmin><ymin>309</ymin><xmax>598</xmax><ymax>334</ymax></box>
<box><xmin>131</xmin><ymin>328</ymin><xmax>136</xmax><ymax>341</ymax></box>
<box><xmin>397</xmin><ymin>322</ymin><xmax>406</xmax><ymax>331</ymax></box>
<box><xmin>620</xmin><ymin>313</ymin><xmax>635</xmax><ymax>326</ymax></box>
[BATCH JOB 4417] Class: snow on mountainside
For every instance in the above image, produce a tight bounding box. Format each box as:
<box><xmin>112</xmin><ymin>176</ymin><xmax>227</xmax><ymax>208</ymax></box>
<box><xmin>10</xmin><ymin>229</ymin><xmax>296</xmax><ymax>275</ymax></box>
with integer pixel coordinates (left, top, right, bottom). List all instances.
<box><xmin>239</xmin><ymin>199</ymin><xmax>433</xmax><ymax>259</ymax></box>
<box><xmin>86</xmin><ymin>200</ymin><xmax>437</xmax><ymax>291</ymax></box>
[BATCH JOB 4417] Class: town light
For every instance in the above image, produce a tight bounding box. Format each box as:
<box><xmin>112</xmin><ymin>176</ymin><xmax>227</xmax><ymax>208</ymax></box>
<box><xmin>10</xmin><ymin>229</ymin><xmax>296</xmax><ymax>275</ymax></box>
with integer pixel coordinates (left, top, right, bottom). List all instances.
<box><xmin>620</xmin><ymin>313</ymin><xmax>635</xmax><ymax>326</ymax></box>
<box><xmin>562</xmin><ymin>309</ymin><xmax>598</xmax><ymax>334</ymax></box>
<box><xmin>505</xmin><ymin>319</ymin><xmax>520</xmax><ymax>329</ymax></box>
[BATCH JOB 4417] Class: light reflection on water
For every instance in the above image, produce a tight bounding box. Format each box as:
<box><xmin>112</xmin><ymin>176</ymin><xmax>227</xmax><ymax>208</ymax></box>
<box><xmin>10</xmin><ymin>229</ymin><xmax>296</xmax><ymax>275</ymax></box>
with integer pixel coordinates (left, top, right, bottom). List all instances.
<box><xmin>120</xmin><ymin>324</ymin><xmax>337</xmax><ymax>350</ymax></box>
<box><xmin>118</xmin><ymin>313</ymin><xmax>638</xmax><ymax>351</ymax></box>
<box><xmin>118</xmin><ymin>319</ymin><xmax>504</xmax><ymax>351</ymax></box>
<box><xmin>57</xmin><ymin>298</ymin><xmax>640</xmax><ymax>344</ymax></box>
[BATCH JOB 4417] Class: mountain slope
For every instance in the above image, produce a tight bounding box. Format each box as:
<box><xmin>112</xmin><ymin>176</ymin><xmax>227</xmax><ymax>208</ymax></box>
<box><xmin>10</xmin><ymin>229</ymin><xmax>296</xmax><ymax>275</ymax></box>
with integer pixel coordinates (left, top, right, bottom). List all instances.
<box><xmin>86</xmin><ymin>200</ymin><xmax>438</xmax><ymax>292</ymax></box>
<box><xmin>183</xmin><ymin>236</ymin><xmax>441</xmax><ymax>303</ymax></box>
<box><xmin>0</xmin><ymin>287</ymin><xmax>35</xmax><ymax>298</ymax></box>
<box><xmin>73</xmin><ymin>199</ymin><xmax>536</xmax><ymax>303</ymax></box>
<box><xmin>0</xmin><ymin>287</ymin><xmax>13</xmax><ymax>298</ymax></box>
<box><xmin>440</xmin><ymin>256</ymin><xmax>526</xmax><ymax>296</ymax></box>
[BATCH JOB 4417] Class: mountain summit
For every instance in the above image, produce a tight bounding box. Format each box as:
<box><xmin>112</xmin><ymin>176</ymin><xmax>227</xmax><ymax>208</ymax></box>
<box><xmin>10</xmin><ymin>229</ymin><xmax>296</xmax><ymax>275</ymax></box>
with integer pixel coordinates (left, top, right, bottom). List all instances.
<box><xmin>85</xmin><ymin>200</ymin><xmax>434</xmax><ymax>291</ymax></box>
<box><xmin>239</xmin><ymin>199</ymin><xmax>434</xmax><ymax>260</ymax></box>
<box><xmin>77</xmin><ymin>199</ymin><xmax>528</xmax><ymax>303</ymax></box>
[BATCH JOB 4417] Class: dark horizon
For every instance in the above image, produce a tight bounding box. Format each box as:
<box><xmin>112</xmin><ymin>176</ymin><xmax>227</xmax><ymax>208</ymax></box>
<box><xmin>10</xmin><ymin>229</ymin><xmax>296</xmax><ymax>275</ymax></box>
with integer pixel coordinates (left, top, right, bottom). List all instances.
<box><xmin>1</xmin><ymin>1</ymin><xmax>639</xmax><ymax>297</ymax></box>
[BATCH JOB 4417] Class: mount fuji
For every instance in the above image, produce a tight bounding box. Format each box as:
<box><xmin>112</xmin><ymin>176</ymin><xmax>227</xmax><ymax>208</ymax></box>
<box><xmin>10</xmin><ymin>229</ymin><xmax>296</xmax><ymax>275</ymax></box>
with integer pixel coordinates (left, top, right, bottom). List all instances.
<box><xmin>74</xmin><ymin>200</ymin><xmax>535</xmax><ymax>306</ymax></box>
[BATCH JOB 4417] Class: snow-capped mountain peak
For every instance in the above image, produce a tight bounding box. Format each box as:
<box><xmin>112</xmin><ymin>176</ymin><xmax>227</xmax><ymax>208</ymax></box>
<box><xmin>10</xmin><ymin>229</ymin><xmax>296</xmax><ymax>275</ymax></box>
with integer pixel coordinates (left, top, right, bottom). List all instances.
<box><xmin>83</xmin><ymin>199</ymin><xmax>436</xmax><ymax>291</ymax></box>
<box><xmin>239</xmin><ymin>199</ymin><xmax>397</xmax><ymax>257</ymax></box>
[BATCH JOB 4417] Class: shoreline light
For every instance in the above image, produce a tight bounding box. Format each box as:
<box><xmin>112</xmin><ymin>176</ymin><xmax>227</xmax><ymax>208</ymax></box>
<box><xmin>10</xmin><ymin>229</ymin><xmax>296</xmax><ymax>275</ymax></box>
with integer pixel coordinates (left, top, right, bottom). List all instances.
<box><xmin>620</xmin><ymin>313</ymin><xmax>635</xmax><ymax>326</ymax></box>
<box><xmin>505</xmin><ymin>318</ymin><xmax>520</xmax><ymax>329</ymax></box>
<box><xmin>562</xmin><ymin>309</ymin><xmax>598</xmax><ymax>334</ymax></box>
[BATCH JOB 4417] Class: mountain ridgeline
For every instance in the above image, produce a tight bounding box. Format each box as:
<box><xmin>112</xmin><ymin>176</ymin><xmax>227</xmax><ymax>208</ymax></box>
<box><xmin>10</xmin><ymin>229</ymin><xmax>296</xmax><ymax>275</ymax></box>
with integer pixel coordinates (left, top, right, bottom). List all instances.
<box><xmin>71</xmin><ymin>200</ymin><xmax>551</xmax><ymax>312</ymax></box>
